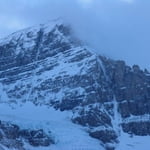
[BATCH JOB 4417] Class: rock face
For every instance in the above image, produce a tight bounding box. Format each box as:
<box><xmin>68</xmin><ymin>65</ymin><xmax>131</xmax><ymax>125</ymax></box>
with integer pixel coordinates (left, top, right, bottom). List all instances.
<box><xmin>0</xmin><ymin>19</ymin><xmax>150</xmax><ymax>149</ymax></box>
<box><xmin>0</xmin><ymin>121</ymin><xmax>53</xmax><ymax>149</ymax></box>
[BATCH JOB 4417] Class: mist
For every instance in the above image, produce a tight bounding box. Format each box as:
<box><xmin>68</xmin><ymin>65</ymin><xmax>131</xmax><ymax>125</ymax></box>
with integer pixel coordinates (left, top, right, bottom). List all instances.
<box><xmin>0</xmin><ymin>0</ymin><xmax>150</xmax><ymax>70</ymax></box>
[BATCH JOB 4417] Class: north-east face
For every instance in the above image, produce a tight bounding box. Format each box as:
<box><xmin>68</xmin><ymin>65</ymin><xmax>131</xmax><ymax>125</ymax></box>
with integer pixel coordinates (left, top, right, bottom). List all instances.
<box><xmin>0</xmin><ymin>19</ymin><xmax>150</xmax><ymax>150</ymax></box>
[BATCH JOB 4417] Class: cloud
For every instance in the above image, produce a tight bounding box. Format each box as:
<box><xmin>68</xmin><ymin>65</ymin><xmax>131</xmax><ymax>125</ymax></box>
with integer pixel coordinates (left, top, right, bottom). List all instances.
<box><xmin>0</xmin><ymin>0</ymin><xmax>149</xmax><ymax>70</ymax></box>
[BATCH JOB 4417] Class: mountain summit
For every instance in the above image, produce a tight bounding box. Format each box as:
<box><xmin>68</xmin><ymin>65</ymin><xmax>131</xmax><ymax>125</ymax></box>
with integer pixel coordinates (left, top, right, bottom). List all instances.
<box><xmin>0</xmin><ymin>19</ymin><xmax>150</xmax><ymax>150</ymax></box>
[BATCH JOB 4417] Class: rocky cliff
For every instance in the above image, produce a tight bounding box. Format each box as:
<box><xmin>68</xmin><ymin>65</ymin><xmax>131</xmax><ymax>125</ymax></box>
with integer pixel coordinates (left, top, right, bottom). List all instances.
<box><xmin>0</xmin><ymin>19</ymin><xmax>149</xmax><ymax>150</ymax></box>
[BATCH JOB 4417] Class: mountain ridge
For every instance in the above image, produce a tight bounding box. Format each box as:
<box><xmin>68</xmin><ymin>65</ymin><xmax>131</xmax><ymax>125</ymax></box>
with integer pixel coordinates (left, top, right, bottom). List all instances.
<box><xmin>0</xmin><ymin>19</ymin><xmax>150</xmax><ymax>150</ymax></box>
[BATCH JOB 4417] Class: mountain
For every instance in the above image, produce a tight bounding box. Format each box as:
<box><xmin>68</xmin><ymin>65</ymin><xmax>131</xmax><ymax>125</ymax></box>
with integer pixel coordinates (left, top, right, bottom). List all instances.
<box><xmin>0</xmin><ymin>19</ymin><xmax>150</xmax><ymax>150</ymax></box>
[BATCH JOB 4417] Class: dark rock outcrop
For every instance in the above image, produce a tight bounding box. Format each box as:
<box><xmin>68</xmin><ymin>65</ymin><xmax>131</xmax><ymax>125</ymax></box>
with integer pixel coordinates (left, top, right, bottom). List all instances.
<box><xmin>89</xmin><ymin>130</ymin><xmax>118</xmax><ymax>143</ymax></box>
<box><xmin>122</xmin><ymin>121</ymin><xmax>150</xmax><ymax>136</ymax></box>
<box><xmin>0</xmin><ymin>121</ymin><xmax>54</xmax><ymax>149</ymax></box>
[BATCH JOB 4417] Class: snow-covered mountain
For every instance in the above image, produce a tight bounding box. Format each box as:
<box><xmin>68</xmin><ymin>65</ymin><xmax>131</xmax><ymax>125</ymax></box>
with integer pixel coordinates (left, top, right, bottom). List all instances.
<box><xmin>0</xmin><ymin>19</ymin><xmax>150</xmax><ymax>150</ymax></box>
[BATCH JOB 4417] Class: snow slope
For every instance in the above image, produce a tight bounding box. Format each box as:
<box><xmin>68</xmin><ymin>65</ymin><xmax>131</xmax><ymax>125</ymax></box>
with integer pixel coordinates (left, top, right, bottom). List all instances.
<box><xmin>116</xmin><ymin>133</ymin><xmax>150</xmax><ymax>150</ymax></box>
<box><xmin>0</xmin><ymin>102</ymin><xmax>104</xmax><ymax>150</ymax></box>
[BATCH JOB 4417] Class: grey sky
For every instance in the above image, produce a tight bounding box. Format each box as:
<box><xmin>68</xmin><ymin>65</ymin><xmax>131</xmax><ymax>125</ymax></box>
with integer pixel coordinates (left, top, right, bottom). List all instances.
<box><xmin>0</xmin><ymin>0</ymin><xmax>150</xmax><ymax>70</ymax></box>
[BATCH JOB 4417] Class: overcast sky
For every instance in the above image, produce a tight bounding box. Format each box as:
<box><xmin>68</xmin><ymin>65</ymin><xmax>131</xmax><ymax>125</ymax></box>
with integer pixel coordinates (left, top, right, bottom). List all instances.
<box><xmin>0</xmin><ymin>0</ymin><xmax>150</xmax><ymax>70</ymax></box>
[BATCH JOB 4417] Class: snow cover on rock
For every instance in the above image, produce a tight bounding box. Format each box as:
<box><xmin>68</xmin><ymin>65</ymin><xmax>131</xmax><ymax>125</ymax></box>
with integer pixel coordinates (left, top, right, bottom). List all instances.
<box><xmin>0</xmin><ymin>18</ymin><xmax>150</xmax><ymax>150</ymax></box>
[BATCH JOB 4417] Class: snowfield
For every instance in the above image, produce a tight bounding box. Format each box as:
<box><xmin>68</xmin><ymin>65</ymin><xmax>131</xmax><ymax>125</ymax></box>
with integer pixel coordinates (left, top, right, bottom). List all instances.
<box><xmin>0</xmin><ymin>102</ymin><xmax>149</xmax><ymax>150</ymax></box>
<box><xmin>116</xmin><ymin>132</ymin><xmax>150</xmax><ymax>150</ymax></box>
<box><xmin>0</xmin><ymin>102</ymin><xmax>104</xmax><ymax>150</ymax></box>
